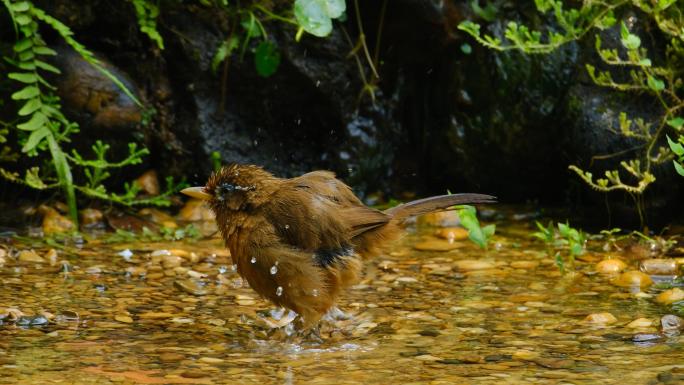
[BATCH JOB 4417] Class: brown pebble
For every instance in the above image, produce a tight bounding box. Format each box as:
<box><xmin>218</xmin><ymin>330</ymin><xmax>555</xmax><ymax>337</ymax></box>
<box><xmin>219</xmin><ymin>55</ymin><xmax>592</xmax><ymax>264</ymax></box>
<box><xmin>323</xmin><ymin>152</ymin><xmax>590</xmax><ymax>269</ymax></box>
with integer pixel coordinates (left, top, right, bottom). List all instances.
<box><xmin>434</xmin><ymin>227</ymin><xmax>469</xmax><ymax>241</ymax></box>
<box><xmin>595</xmin><ymin>259</ymin><xmax>627</xmax><ymax>274</ymax></box>
<box><xmin>640</xmin><ymin>258</ymin><xmax>678</xmax><ymax>275</ymax></box>
<box><xmin>159</xmin><ymin>352</ymin><xmax>184</xmax><ymax>362</ymax></box>
<box><xmin>135</xmin><ymin>170</ymin><xmax>160</xmax><ymax>195</ymax></box>
<box><xmin>584</xmin><ymin>312</ymin><xmax>617</xmax><ymax>324</ymax></box>
<box><xmin>18</xmin><ymin>249</ymin><xmax>45</xmax><ymax>263</ymax></box>
<box><xmin>612</xmin><ymin>271</ymin><xmax>653</xmax><ymax>288</ymax></box>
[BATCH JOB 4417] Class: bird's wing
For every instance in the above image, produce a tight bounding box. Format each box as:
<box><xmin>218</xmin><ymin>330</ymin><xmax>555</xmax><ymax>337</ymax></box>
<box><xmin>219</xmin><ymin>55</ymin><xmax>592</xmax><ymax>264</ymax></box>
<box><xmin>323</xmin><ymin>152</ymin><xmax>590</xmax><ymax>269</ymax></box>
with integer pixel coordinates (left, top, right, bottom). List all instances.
<box><xmin>263</xmin><ymin>171</ymin><xmax>390</xmax><ymax>254</ymax></box>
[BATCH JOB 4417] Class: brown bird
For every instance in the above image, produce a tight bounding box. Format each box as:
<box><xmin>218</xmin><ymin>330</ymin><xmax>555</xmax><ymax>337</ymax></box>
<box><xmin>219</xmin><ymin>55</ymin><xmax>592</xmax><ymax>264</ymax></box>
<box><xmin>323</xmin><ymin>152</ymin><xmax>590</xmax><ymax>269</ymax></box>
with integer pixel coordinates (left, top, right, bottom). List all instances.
<box><xmin>182</xmin><ymin>164</ymin><xmax>495</xmax><ymax>330</ymax></box>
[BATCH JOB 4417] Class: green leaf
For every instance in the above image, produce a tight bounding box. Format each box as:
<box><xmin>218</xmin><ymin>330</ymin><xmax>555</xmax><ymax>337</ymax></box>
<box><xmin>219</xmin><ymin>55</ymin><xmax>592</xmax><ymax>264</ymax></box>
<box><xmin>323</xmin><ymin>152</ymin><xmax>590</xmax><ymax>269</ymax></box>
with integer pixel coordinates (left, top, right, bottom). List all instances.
<box><xmin>21</xmin><ymin>127</ymin><xmax>49</xmax><ymax>152</ymax></box>
<box><xmin>620</xmin><ymin>22</ymin><xmax>641</xmax><ymax>50</ymax></box>
<box><xmin>457</xmin><ymin>20</ymin><xmax>481</xmax><ymax>37</ymax></box>
<box><xmin>323</xmin><ymin>0</ymin><xmax>345</xmax><ymax>19</ymax></box>
<box><xmin>13</xmin><ymin>37</ymin><xmax>33</xmax><ymax>52</ymax></box>
<box><xmin>33</xmin><ymin>46</ymin><xmax>57</xmax><ymax>56</ymax></box>
<box><xmin>241</xmin><ymin>15</ymin><xmax>262</xmax><ymax>38</ymax></box>
<box><xmin>254</xmin><ymin>41</ymin><xmax>281</xmax><ymax>77</ymax></box>
<box><xmin>17</xmin><ymin>111</ymin><xmax>48</xmax><ymax>131</ymax></box>
<box><xmin>11</xmin><ymin>1</ymin><xmax>30</xmax><ymax>12</ymax></box>
<box><xmin>18</xmin><ymin>98</ymin><xmax>42</xmax><ymax>116</ymax></box>
<box><xmin>35</xmin><ymin>59</ymin><xmax>61</xmax><ymax>73</ymax></box>
<box><xmin>667</xmin><ymin>135</ymin><xmax>684</xmax><ymax>156</ymax></box>
<box><xmin>667</xmin><ymin>117</ymin><xmax>684</xmax><ymax>130</ymax></box>
<box><xmin>11</xmin><ymin>85</ymin><xmax>40</xmax><ymax>100</ymax></box>
<box><xmin>460</xmin><ymin>43</ymin><xmax>472</xmax><ymax>54</ymax></box>
<box><xmin>211</xmin><ymin>36</ymin><xmax>239</xmax><ymax>74</ymax></box>
<box><xmin>15</xmin><ymin>13</ymin><xmax>32</xmax><ymax>25</ymax></box>
<box><xmin>294</xmin><ymin>0</ymin><xmax>333</xmax><ymax>37</ymax></box>
<box><xmin>24</xmin><ymin>167</ymin><xmax>47</xmax><ymax>189</ymax></box>
<box><xmin>8</xmin><ymin>72</ymin><xmax>37</xmax><ymax>83</ymax></box>
<box><xmin>647</xmin><ymin>76</ymin><xmax>665</xmax><ymax>91</ymax></box>
<box><xmin>674</xmin><ymin>161</ymin><xmax>684</xmax><ymax>177</ymax></box>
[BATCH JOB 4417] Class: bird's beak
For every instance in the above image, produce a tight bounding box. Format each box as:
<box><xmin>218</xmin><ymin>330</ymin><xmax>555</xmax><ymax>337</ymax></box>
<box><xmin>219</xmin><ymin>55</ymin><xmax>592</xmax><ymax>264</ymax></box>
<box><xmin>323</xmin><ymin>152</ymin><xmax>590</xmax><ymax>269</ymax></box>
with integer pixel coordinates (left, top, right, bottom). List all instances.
<box><xmin>181</xmin><ymin>186</ymin><xmax>211</xmax><ymax>200</ymax></box>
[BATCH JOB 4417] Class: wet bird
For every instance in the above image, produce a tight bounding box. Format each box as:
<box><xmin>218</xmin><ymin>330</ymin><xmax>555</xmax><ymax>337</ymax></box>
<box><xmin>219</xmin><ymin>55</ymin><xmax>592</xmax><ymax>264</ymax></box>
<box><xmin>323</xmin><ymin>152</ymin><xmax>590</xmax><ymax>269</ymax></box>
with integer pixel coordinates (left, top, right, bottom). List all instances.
<box><xmin>182</xmin><ymin>164</ymin><xmax>495</xmax><ymax>329</ymax></box>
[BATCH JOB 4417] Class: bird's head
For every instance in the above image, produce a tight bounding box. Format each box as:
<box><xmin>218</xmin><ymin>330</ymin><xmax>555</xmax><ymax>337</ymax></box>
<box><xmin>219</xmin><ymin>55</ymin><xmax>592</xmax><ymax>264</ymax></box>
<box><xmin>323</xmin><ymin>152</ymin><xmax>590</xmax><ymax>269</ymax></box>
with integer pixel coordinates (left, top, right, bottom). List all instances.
<box><xmin>181</xmin><ymin>164</ymin><xmax>277</xmax><ymax>213</ymax></box>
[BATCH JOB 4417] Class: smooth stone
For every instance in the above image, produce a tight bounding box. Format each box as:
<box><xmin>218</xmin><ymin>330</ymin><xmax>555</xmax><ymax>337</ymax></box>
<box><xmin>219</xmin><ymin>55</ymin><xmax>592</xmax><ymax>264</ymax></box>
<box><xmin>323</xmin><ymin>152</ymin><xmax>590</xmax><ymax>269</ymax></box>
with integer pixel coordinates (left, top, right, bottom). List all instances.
<box><xmin>41</xmin><ymin>206</ymin><xmax>75</xmax><ymax>234</ymax></box>
<box><xmin>417</xmin><ymin>211</ymin><xmax>460</xmax><ymax>227</ymax></box>
<box><xmin>199</xmin><ymin>357</ymin><xmax>224</xmax><ymax>364</ymax></box>
<box><xmin>138</xmin><ymin>312</ymin><xmax>174</xmax><ymax>319</ymax></box>
<box><xmin>174</xmin><ymin>279</ymin><xmax>208</xmax><ymax>296</ymax></box>
<box><xmin>640</xmin><ymin>258</ymin><xmax>678</xmax><ymax>275</ymax></box>
<box><xmin>434</xmin><ymin>227</ymin><xmax>469</xmax><ymax>241</ymax></box>
<box><xmin>114</xmin><ymin>315</ymin><xmax>134</xmax><ymax>323</ymax></box>
<box><xmin>162</xmin><ymin>255</ymin><xmax>183</xmax><ymax>269</ymax></box>
<box><xmin>595</xmin><ymin>259</ymin><xmax>627</xmax><ymax>274</ymax></box>
<box><xmin>453</xmin><ymin>260</ymin><xmax>495</xmax><ymax>271</ymax></box>
<box><xmin>134</xmin><ymin>170</ymin><xmax>160</xmax><ymax>195</ymax></box>
<box><xmin>413</xmin><ymin>240</ymin><xmax>464</xmax><ymax>252</ymax></box>
<box><xmin>661</xmin><ymin>315</ymin><xmax>683</xmax><ymax>332</ymax></box>
<box><xmin>139</xmin><ymin>208</ymin><xmax>177</xmax><ymax>228</ymax></box>
<box><xmin>656</xmin><ymin>288</ymin><xmax>684</xmax><ymax>305</ymax></box>
<box><xmin>510</xmin><ymin>260</ymin><xmax>539</xmax><ymax>269</ymax></box>
<box><xmin>178</xmin><ymin>199</ymin><xmax>215</xmax><ymax>221</ymax></box>
<box><xmin>626</xmin><ymin>318</ymin><xmax>653</xmax><ymax>328</ymax></box>
<box><xmin>584</xmin><ymin>312</ymin><xmax>617</xmax><ymax>324</ymax></box>
<box><xmin>44</xmin><ymin>249</ymin><xmax>58</xmax><ymax>265</ymax></box>
<box><xmin>80</xmin><ymin>208</ymin><xmax>104</xmax><ymax>227</ymax></box>
<box><xmin>612</xmin><ymin>271</ymin><xmax>653</xmax><ymax>288</ymax></box>
<box><xmin>159</xmin><ymin>353</ymin><xmax>184</xmax><ymax>362</ymax></box>
<box><xmin>17</xmin><ymin>250</ymin><xmax>45</xmax><ymax>263</ymax></box>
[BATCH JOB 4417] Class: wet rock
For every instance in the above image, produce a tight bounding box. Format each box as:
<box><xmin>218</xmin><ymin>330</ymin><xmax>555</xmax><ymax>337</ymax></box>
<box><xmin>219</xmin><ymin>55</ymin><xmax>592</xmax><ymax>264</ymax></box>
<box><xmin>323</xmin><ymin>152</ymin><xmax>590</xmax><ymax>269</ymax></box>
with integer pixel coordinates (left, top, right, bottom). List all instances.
<box><xmin>163</xmin><ymin>255</ymin><xmax>183</xmax><ymax>269</ymax></box>
<box><xmin>17</xmin><ymin>249</ymin><xmax>45</xmax><ymax>264</ymax></box>
<box><xmin>626</xmin><ymin>318</ymin><xmax>653</xmax><ymax>328</ymax></box>
<box><xmin>44</xmin><ymin>249</ymin><xmax>59</xmax><ymax>265</ymax></box>
<box><xmin>16</xmin><ymin>315</ymin><xmax>49</xmax><ymax>326</ymax></box>
<box><xmin>595</xmin><ymin>259</ymin><xmax>627</xmax><ymax>274</ymax></box>
<box><xmin>413</xmin><ymin>240</ymin><xmax>464</xmax><ymax>252</ymax></box>
<box><xmin>134</xmin><ymin>170</ymin><xmax>160</xmax><ymax>196</ymax></box>
<box><xmin>174</xmin><ymin>279</ymin><xmax>208</xmax><ymax>296</ymax></box>
<box><xmin>178</xmin><ymin>199</ymin><xmax>215</xmax><ymax>221</ymax></box>
<box><xmin>417</xmin><ymin>211</ymin><xmax>460</xmax><ymax>227</ymax></box>
<box><xmin>660</xmin><ymin>315</ymin><xmax>683</xmax><ymax>333</ymax></box>
<box><xmin>453</xmin><ymin>260</ymin><xmax>495</xmax><ymax>271</ymax></box>
<box><xmin>159</xmin><ymin>352</ymin><xmax>184</xmax><ymax>363</ymax></box>
<box><xmin>639</xmin><ymin>259</ymin><xmax>678</xmax><ymax>276</ymax></box>
<box><xmin>106</xmin><ymin>210</ymin><xmax>158</xmax><ymax>233</ymax></box>
<box><xmin>612</xmin><ymin>271</ymin><xmax>653</xmax><ymax>288</ymax></box>
<box><xmin>114</xmin><ymin>314</ymin><xmax>133</xmax><ymax>324</ymax></box>
<box><xmin>139</xmin><ymin>208</ymin><xmax>177</xmax><ymax>228</ymax></box>
<box><xmin>41</xmin><ymin>206</ymin><xmax>75</xmax><ymax>234</ymax></box>
<box><xmin>655</xmin><ymin>288</ymin><xmax>684</xmax><ymax>305</ymax></box>
<box><xmin>434</xmin><ymin>227</ymin><xmax>469</xmax><ymax>241</ymax></box>
<box><xmin>584</xmin><ymin>312</ymin><xmax>617</xmax><ymax>325</ymax></box>
<box><xmin>533</xmin><ymin>358</ymin><xmax>575</xmax><ymax>369</ymax></box>
<box><xmin>510</xmin><ymin>260</ymin><xmax>539</xmax><ymax>269</ymax></box>
<box><xmin>199</xmin><ymin>357</ymin><xmax>224</xmax><ymax>364</ymax></box>
<box><xmin>80</xmin><ymin>208</ymin><xmax>105</xmax><ymax>229</ymax></box>
<box><xmin>632</xmin><ymin>333</ymin><xmax>663</xmax><ymax>343</ymax></box>
<box><xmin>52</xmin><ymin>45</ymin><xmax>142</xmax><ymax>129</ymax></box>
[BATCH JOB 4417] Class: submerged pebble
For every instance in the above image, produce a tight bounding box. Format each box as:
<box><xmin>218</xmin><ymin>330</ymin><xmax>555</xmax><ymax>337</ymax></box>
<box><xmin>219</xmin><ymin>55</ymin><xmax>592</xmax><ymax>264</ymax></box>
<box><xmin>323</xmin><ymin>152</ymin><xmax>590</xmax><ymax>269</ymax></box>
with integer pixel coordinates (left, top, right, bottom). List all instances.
<box><xmin>612</xmin><ymin>271</ymin><xmax>653</xmax><ymax>288</ymax></box>
<box><xmin>595</xmin><ymin>258</ymin><xmax>627</xmax><ymax>274</ymax></box>
<box><xmin>656</xmin><ymin>288</ymin><xmax>684</xmax><ymax>305</ymax></box>
<box><xmin>584</xmin><ymin>312</ymin><xmax>617</xmax><ymax>324</ymax></box>
<box><xmin>640</xmin><ymin>258</ymin><xmax>678</xmax><ymax>276</ymax></box>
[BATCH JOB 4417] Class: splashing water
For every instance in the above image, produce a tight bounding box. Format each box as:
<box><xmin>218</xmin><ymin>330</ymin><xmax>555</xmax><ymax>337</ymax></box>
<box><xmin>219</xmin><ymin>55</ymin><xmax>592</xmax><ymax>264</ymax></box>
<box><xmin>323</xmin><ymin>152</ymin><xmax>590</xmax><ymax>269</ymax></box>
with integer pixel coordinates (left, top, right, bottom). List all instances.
<box><xmin>270</xmin><ymin>265</ymin><xmax>278</xmax><ymax>275</ymax></box>
<box><xmin>276</xmin><ymin>286</ymin><xmax>283</xmax><ymax>296</ymax></box>
<box><xmin>251</xmin><ymin>257</ymin><xmax>257</xmax><ymax>264</ymax></box>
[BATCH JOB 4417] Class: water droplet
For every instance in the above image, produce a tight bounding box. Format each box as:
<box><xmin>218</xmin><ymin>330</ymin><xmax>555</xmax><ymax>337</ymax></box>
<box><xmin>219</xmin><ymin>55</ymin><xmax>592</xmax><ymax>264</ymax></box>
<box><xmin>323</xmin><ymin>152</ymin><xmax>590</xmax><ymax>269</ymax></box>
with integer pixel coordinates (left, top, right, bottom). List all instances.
<box><xmin>218</xmin><ymin>265</ymin><xmax>228</xmax><ymax>274</ymax></box>
<box><xmin>276</xmin><ymin>286</ymin><xmax>283</xmax><ymax>296</ymax></box>
<box><xmin>284</xmin><ymin>224</ymin><xmax>290</xmax><ymax>229</ymax></box>
<box><xmin>270</xmin><ymin>265</ymin><xmax>278</xmax><ymax>275</ymax></box>
<box><xmin>250</xmin><ymin>257</ymin><xmax>257</xmax><ymax>264</ymax></box>
<box><xmin>232</xmin><ymin>278</ymin><xmax>243</xmax><ymax>288</ymax></box>
<box><xmin>231</xmin><ymin>264</ymin><xmax>237</xmax><ymax>272</ymax></box>
<box><xmin>316</xmin><ymin>80</ymin><xmax>321</xmax><ymax>87</ymax></box>
<box><xmin>312</xmin><ymin>289</ymin><xmax>319</xmax><ymax>297</ymax></box>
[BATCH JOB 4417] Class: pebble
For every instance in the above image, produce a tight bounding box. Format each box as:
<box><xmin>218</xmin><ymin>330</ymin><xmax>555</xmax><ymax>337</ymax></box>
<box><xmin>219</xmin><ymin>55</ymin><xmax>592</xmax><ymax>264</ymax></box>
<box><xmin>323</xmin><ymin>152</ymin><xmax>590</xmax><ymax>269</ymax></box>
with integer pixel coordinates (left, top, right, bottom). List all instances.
<box><xmin>640</xmin><ymin>258</ymin><xmax>678</xmax><ymax>275</ymax></box>
<box><xmin>80</xmin><ymin>208</ymin><xmax>104</xmax><ymax>228</ymax></box>
<box><xmin>174</xmin><ymin>279</ymin><xmax>208</xmax><ymax>296</ymax></box>
<box><xmin>612</xmin><ymin>271</ymin><xmax>653</xmax><ymax>288</ymax></box>
<box><xmin>661</xmin><ymin>315</ymin><xmax>683</xmax><ymax>332</ymax></box>
<box><xmin>584</xmin><ymin>312</ymin><xmax>617</xmax><ymax>324</ymax></box>
<box><xmin>453</xmin><ymin>260</ymin><xmax>495</xmax><ymax>271</ymax></box>
<box><xmin>178</xmin><ymin>199</ymin><xmax>215</xmax><ymax>221</ymax></box>
<box><xmin>138</xmin><ymin>312</ymin><xmax>174</xmax><ymax>319</ymax></box>
<box><xmin>162</xmin><ymin>255</ymin><xmax>183</xmax><ymax>269</ymax></box>
<box><xmin>199</xmin><ymin>357</ymin><xmax>224</xmax><ymax>364</ymax></box>
<box><xmin>135</xmin><ymin>170</ymin><xmax>160</xmax><ymax>195</ymax></box>
<box><xmin>595</xmin><ymin>259</ymin><xmax>627</xmax><ymax>274</ymax></box>
<box><xmin>114</xmin><ymin>315</ymin><xmax>134</xmax><ymax>323</ymax></box>
<box><xmin>413</xmin><ymin>240</ymin><xmax>464</xmax><ymax>252</ymax></box>
<box><xmin>41</xmin><ymin>206</ymin><xmax>75</xmax><ymax>234</ymax></box>
<box><xmin>45</xmin><ymin>249</ymin><xmax>58</xmax><ymax>265</ymax></box>
<box><xmin>159</xmin><ymin>353</ymin><xmax>184</xmax><ymax>362</ymax></box>
<box><xmin>17</xmin><ymin>250</ymin><xmax>45</xmax><ymax>263</ymax></box>
<box><xmin>434</xmin><ymin>227</ymin><xmax>469</xmax><ymax>241</ymax></box>
<box><xmin>656</xmin><ymin>288</ymin><xmax>684</xmax><ymax>305</ymax></box>
<box><xmin>417</xmin><ymin>211</ymin><xmax>460</xmax><ymax>227</ymax></box>
<box><xmin>510</xmin><ymin>260</ymin><xmax>539</xmax><ymax>269</ymax></box>
<box><xmin>626</xmin><ymin>318</ymin><xmax>653</xmax><ymax>328</ymax></box>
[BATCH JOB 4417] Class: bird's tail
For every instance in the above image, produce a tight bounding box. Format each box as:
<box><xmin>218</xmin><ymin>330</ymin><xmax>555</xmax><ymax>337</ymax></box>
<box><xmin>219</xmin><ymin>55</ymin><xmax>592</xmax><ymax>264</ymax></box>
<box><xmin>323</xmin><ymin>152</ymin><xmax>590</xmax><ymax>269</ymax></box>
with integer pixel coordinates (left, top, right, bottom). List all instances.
<box><xmin>383</xmin><ymin>194</ymin><xmax>497</xmax><ymax>220</ymax></box>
